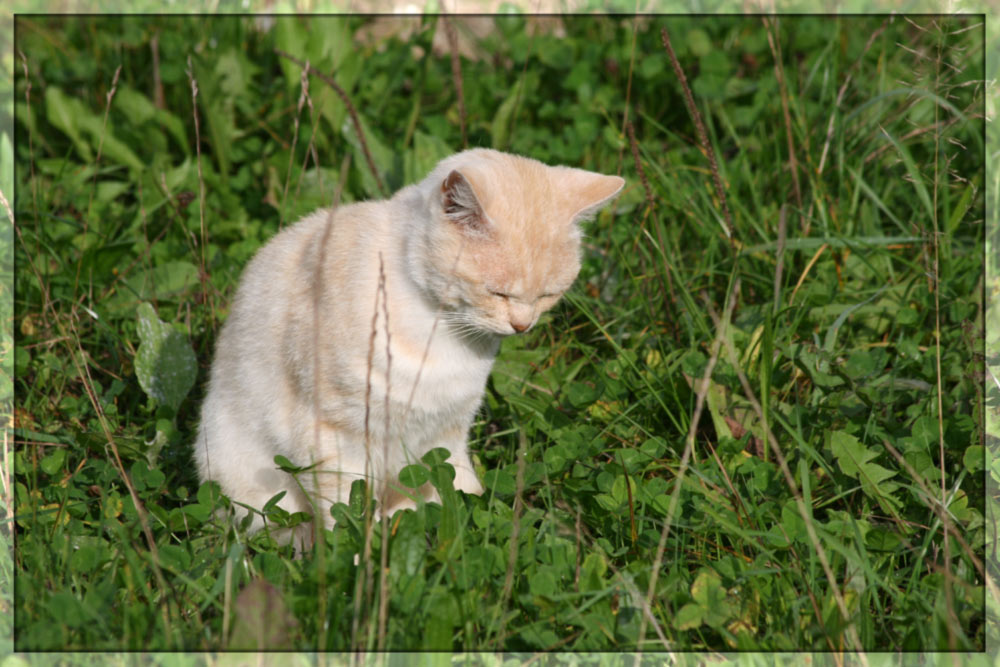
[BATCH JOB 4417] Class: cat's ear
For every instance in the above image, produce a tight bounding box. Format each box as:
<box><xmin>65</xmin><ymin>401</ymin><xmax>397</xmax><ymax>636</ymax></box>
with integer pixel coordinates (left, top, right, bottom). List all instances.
<box><xmin>441</xmin><ymin>170</ymin><xmax>489</xmax><ymax>234</ymax></box>
<box><xmin>564</xmin><ymin>171</ymin><xmax>626</xmax><ymax>223</ymax></box>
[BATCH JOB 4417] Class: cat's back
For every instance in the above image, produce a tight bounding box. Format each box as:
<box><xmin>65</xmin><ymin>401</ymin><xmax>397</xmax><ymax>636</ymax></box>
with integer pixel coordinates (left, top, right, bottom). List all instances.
<box><xmin>209</xmin><ymin>201</ymin><xmax>387</xmax><ymax>380</ymax></box>
<box><xmin>238</xmin><ymin>201</ymin><xmax>386</xmax><ymax>296</ymax></box>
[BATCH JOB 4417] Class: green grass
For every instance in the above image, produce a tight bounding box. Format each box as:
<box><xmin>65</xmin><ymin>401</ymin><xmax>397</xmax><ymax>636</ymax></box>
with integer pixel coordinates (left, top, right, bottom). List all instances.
<box><xmin>10</xmin><ymin>14</ymin><xmax>986</xmax><ymax>653</ymax></box>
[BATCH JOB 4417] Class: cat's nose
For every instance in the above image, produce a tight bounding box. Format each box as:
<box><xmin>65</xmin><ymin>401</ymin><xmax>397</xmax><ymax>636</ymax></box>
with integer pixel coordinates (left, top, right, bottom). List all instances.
<box><xmin>510</xmin><ymin>321</ymin><xmax>529</xmax><ymax>333</ymax></box>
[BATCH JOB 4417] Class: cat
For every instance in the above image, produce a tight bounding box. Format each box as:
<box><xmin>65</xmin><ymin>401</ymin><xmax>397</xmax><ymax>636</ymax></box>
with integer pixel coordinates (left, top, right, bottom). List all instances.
<box><xmin>195</xmin><ymin>148</ymin><xmax>624</xmax><ymax>545</ymax></box>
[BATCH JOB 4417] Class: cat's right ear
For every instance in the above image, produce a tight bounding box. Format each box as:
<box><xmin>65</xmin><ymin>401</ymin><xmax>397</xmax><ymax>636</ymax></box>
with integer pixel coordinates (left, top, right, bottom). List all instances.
<box><xmin>441</xmin><ymin>170</ymin><xmax>490</xmax><ymax>234</ymax></box>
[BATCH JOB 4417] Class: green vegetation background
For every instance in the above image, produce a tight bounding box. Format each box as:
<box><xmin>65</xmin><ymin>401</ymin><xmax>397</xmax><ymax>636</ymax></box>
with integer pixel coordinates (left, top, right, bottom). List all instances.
<box><xmin>4</xmin><ymin>11</ymin><xmax>993</xmax><ymax>658</ymax></box>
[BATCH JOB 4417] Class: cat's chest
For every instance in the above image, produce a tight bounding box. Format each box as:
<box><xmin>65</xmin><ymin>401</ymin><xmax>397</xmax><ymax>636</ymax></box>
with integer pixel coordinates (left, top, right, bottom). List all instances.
<box><xmin>376</xmin><ymin>324</ymin><xmax>496</xmax><ymax>412</ymax></box>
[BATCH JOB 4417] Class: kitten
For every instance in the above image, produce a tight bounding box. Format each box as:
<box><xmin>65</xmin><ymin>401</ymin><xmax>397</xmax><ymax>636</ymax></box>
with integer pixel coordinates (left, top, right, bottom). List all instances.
<box><xmin>195</xmin><ymin>148</ymin><xmax>624</xmax><ymax>543</ymax></box>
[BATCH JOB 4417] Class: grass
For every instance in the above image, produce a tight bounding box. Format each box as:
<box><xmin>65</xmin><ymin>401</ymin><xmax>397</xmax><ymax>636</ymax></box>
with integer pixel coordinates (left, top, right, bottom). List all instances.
<box><xmin>9</xmin><ymin>13</ymin><xmax>988</xmax><ymax>654</ymax></box>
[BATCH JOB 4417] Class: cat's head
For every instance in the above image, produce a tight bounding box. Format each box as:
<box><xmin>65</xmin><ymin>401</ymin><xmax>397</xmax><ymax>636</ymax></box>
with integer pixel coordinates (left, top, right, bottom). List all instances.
<box><xmin>413</xmin><ymin>149</ymin><xmax>624</xmax><ymax>337</ymax></box>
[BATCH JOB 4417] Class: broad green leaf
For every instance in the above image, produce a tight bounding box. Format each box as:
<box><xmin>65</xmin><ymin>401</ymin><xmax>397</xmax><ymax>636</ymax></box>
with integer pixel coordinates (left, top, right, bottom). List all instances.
<box><xmin>844</xmin><ymin>350</ymin><xmax>876</xmax><ymax>379</ymax></box>
<box><xmin>45</xmin><ymin>86</ymin><xmax>144</xmax><ymax>171</ymax></box>
<box><xmin>675</xmin><ymin>603</ymin><xmax>703</xmax><ymax>630</ymax></box>
<box><xmin>908</xmin><ymin>416</ymin><xmax>939</xmax><ymax>451</ymax></box>
<box><xmin>690</xmin><ymin>568</ymin><xmax>734</xmax><ymax>628</ymax></box>
<box><xmin>134</xmin><ymin>302</ymin><xmax>197</xmax><ymax>413</ymax></box>
<box><xmin>823</xmin><ymin>286</ymin><xmax>888</xmax><ymax>353</ymax></box>
<box><xmin>399</xmin><ymin>464</ymin><xmax>430</xmax><ymax>489</ymax></box>
<box><xmin>528</xmin><ymin>568</ymin><xmax>557</xmax><ymax>598</ymax></box>
<box><xmin>262</xmin><ymin>491</ymin><xmax>287</xmax><ymax>512</ymax></box>
<box><xmin>341</xmin><ymin>113</ymin><xmax>393</xmax><ymax>198</ymax></box>
<box><xmin>76</xmin><ymin>115</ymin><xmax>145</xmax><ymax>172</ymax></box>
<box><xmin>421</xmin><ymin>448</ymin><xmax>452</xmax><ymax>466</ymax></box>
<box><xmin>193</xmin><ymin>57</ymin><xmax>235</xmax><ymax>180</ymax></box>
<box><xmin>124</xmin><ymin>260</ymin><xmax>199</xmax><ymax>301</ymax></box>
<box><xmin>565</xmin><ymin>381</ymin><xmax>603</xmax><ymax>409</ymax></box>
<box><xmin>430</xmin><ymin>463</ymin><xmax>458</xmax><ymax>543</ymax></box>
<box><xmin>390</xmin><ymin>513</ymin><xmax>426</xmax><ymax>578</ymax></box>
<box><xmin>46</xmin><ymin>592</ymin><xmax>88</xmax><ymax>628</ymax></box>
<box><xmin>405</xmin><ymin>131</ymin><xmax>453</xmax><ymax>186</ymax></box>
<box><xmin>114</xmin><ymin>86</ymin><xmax>157</xmax><ymax>125</ymax></box>
<box><xmin>580</xmin><ymin>552</ymin><xmax>607</xmax><ymax>592</ymax></box>
<box><xmin>963</xmin><ymin>445</ymin><xmax>984</xmax><ymax>473</ymax></box>
<box><xmin>157</xmin><ymin>544</ymin><xmax>191</xmax><ymax>571</ymax></box>
<box><xmin>829</xmin><ymin>431</ymin><xmax>901</xmax><ymax>514</ymax></box>
<box><xmin>95</xmin><ymin>181</ymin><xmax>130</xmax><ymax>203</ymax></box>
<box><xmin>481</xmin><ymin>468</ymin><xmax>516</xmax><ymax>496</ymax></box>
<box><xmin>780</xmin><ymin>501</ymin><xmax>807</xmax><ymax>543</ymax></box>
<box><xmin>423</xmin><ymin>592</ymin><xmax>458</xmax><ymax>650</ymax></box>
<box><xmin>490</xmin><ymin>76</ymin><xmax>525</xmax><ymax>151</ymax></box>
<box><xmin>154</xmin><ymin>108</ymin><xmax>192</xmax><ymax>157</ymax></box>
<box><xmin>197</xmin><ymin>481</ymin><xmax>223</xmax><ymax>508</ymax></box>
<box><xmin>40</xmin><ymin>448</ymin><xmax>67</xmax><ymax>475</ymax></box>
<box><xmin>69</xmin><ymin>542</ymin><xmax>104</xmax><ymax>573</ymax></box>
<box><xmin>45</xmin><ymin>87</ymin><xmax>93</xmax><ymax>161</ymax></box>
<box><xmin>216</xmin><ymin>49</ymin><xmax>258</xmax><ymax>104</ymax></box>
<box><xmin>687</xmin><ymin>29</ymin><xmax>712</xmax><ymax>57</ymax></box>
<box><xmin>595</xmin><ymin>493</ymin><xmax>621</xmax><ymax>512</ymax></box>
<box><xmin>947</xmin><ymin>182</ymin><xmax>975</xmax><ymax>234</ymax></box>
<box><xmin>274</xmin><ymin>17</ymin><xmax>310</xmax><ymax>94</ymax></box>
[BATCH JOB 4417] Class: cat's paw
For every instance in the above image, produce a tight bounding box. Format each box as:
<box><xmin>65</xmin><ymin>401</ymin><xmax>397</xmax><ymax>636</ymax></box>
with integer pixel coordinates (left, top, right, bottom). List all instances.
<box><xmin>452</xmin><ymin>466</ymin><xmax>484</xmax><ymax>496</ymax></box>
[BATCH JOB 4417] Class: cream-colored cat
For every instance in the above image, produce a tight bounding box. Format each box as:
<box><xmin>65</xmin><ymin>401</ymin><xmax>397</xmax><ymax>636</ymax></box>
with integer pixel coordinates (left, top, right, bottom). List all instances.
<box><xmin>195</xmin><ymin>148</ymin><xmax>623</xmax><ymax>542</ymax></box>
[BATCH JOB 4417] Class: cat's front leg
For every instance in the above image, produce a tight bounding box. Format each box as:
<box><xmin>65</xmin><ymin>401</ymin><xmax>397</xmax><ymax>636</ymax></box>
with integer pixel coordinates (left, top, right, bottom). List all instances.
<box><xmin>449</xmin><ymin>451</ymin><xmax>484</xmax><ymax>496</ymax></box>
<box><xmin>440</xmin><ymin>426</ymin><xmax>484</xmax><ymax>496</ymax></box>
<box><xmin>378</xmin><ymin>432</ymin><xmax>482</xmax><ymax>515</ymax></box>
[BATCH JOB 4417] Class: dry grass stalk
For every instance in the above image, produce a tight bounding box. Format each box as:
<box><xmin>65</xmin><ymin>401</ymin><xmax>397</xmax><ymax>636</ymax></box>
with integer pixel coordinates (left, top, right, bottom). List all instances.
<box><xmin>19</xmin><ymin>52</ymin><xmax>40</xmax><ymax>247</ymax></box>
<box><xmin>626</xmin><ymin>120</ymin><xmax>653</xmax><ymax>210</ymax></box>
<box><xmin>281</xmin><ymin>61</ymin><xmax>311</xmax><ymax>228</ymax></box>
<box><xmin>761</xmin><ymin>18</ymin><xmax>804</xmax><ymax>233</ymax></box>
<box><xmin>442</xmin><ymin>12</ymin><xmax>468</xmax><ymax>149</ymax></box>
<box><xmin>928</xmin><ymin>29</ymin><xmax>957</xmax><ymax>652</ymax></box>
<box><xmin>616</xmin><ymin>13</ymin><xmax>642</xmax><ymax>174</ymax></box>
<box><xmin>185</xmin><ymin>56</ymin><xmax>212</xmax><ymax>319</ymax></box>
<box><xmin>773</xmin><ymin>203</ymin><xmax>787</xmax><ymax>312</ymax></box>
<box><xmin>86</xmin><ymin>64</ymin><xmax>122</xmax><ymax>220</ymax></box>
<box><xmin>293</xmin><ymin>94</ymin><xmax>327</xmax><ymax>209</ymax></box>
<box><xmin>376</xmin><ymin>254</ymin><xmax>392</xmax><ymax>651</ymax></box>
<box><xmin>75</xmin><ymin>64</ymin><xmax>124</xmax><ymax>315</ymax></box>
<box><xmin>353</xmin><ymin>254</ymin><xmax>383</xmax><ymax>650</ymax></box>
<box><xmin>310</xmin><ymin>173</ymin><xmax>347</xmax><ymax>651</ymax></box>
<box><xmin>817</xmin><ymin>18</ymin><xmax>889</xmax><ymax>175</ymax></box>
<box><xmin>276</xmin><ymin>48</ymin><xmax>387</xmax><ymax>197</ymax></box>
<box><xmin>150</xmin><ymin>32</ymin><xmax>165</xmax><ymax>109</ymax></box>
<box><xmin>660</xmin><ymin>28</ymin><xmax>733</xmax><ymax>246</ymax></box>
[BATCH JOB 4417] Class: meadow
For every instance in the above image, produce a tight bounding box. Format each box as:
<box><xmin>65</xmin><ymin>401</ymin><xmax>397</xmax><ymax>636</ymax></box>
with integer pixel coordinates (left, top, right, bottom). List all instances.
<box><xmin>9</xmin><ymin>13</ymin><xmax>988</xmax><ymax>655</ymax></box>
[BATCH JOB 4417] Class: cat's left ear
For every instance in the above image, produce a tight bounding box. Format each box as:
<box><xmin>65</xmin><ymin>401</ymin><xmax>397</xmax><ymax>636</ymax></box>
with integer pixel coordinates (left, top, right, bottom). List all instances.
<box><xmin>564</xmin><ymin>171</ymin><xmax>626</xmax><ymax>223</ymax></box>
<box><xmin>441</xmin><ymin>169</ymin><xmax>490</xmax><ymax>234</ymax></box>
